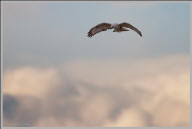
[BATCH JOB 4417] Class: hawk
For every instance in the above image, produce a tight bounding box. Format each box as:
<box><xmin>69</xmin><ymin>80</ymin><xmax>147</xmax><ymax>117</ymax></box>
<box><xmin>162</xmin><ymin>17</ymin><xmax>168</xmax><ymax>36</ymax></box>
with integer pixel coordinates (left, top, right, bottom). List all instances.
<box><xmin>88</xmin><ymin>22</ymin><xmax>142</xmax><ymax>37</ymax></box>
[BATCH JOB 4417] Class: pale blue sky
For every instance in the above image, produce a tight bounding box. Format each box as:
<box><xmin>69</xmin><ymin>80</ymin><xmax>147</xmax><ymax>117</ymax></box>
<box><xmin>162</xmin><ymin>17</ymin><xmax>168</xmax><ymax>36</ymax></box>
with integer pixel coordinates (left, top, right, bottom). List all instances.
<box><xmin>3</xmin><ymin>2</ymin><xmax>190</xmax><ymax>69</ymax></box>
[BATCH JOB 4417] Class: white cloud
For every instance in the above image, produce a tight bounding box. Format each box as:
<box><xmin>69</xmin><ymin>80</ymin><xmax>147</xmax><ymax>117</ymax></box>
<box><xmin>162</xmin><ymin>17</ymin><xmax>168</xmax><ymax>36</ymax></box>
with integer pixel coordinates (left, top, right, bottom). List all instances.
<box><xmin>3</xmin><ymin>67</ymin><xmax>61</xmax><ymax>99</ymax></box>
<box><xmin>3</xmin><ymin>54</ymin><xmax>190</xmax><ymax>126</ymax></box>
<box><xmin>105</xmin><ymin>108</ymin><xmax>148</xmax><ymax>127</ymax></box>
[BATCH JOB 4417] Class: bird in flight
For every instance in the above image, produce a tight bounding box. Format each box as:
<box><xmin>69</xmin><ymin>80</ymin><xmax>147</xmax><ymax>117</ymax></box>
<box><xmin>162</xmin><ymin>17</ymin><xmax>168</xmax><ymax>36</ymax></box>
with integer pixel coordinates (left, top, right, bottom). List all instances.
<box><xmin>88</xmin><ymin>22</ymin><xmax>142</xmax><ymax>38</ymax></box>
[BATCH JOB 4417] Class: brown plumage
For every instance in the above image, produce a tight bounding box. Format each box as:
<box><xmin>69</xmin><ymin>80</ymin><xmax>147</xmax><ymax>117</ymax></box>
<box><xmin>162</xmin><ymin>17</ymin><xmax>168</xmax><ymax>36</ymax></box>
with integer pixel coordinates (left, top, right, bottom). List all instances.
<box><xmin>88</xmin><ymin>22</ymin><xmax>142</xmax><ymax>37</ymax></box>
<box><xmin>119</xmin><ymin>22</ymin><xmax>142</xmax><ymax>37</ymax></box>
<box><xmin>88</xmin><ymin>23</ymin><xmax>113</xmax><ymax>37</ymax></box>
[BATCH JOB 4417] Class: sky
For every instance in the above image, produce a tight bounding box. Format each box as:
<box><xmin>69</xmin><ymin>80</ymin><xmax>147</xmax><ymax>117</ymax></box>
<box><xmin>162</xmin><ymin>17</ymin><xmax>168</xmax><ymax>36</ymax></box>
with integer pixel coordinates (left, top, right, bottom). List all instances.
<box><xmin>3</xmin><ymin>2</ymin><xmax>190</xmax><ymax>69</ymax></box>
<box><xmin>2</xmin><ymin>2</ymin><xmax>190</xmax><ymax>127</ymax></box>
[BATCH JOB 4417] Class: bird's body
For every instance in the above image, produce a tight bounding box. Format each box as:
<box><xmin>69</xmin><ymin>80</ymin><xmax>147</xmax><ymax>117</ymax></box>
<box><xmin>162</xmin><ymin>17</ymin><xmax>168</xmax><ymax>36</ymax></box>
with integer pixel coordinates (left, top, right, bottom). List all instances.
<box><xmin>111</xmin><ymin>23</ymin><xmax>119</xmax><ymax>28</ymax></box>
<box><xmin>88</xmin><ymin>22</ymin><xmax>142</xmax><ymax>37</ymax></box>
<box><xmin>111</xmin><ymin>23</ymin><xmax>127</xmax><ymax>32</ymax></box>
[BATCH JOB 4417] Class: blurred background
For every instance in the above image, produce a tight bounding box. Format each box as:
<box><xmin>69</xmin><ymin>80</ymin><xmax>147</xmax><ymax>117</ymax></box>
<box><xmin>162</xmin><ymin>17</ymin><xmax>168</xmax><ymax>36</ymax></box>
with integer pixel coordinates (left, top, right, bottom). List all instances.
<box><xmin>2</xmin><ymin>1</ymin><xmax>190</xmax><ymax>126</ymax></box>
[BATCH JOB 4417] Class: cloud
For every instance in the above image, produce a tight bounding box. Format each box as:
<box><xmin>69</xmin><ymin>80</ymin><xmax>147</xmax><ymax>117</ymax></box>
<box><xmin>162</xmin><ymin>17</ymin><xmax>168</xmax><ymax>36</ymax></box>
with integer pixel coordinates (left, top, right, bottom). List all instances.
<box><xmin>3</xmin><ymin>54</ymin><xmax>190</xmax><ymax>126</ymax></box>
<box><xmin>3</xmin><ymin>67</ymin><xmax>61</xmax><ymax>99</ymax></box>
<box><xmin>3</xmin><ymin>94</ymin><xmax>42</xmax><ymax>126</ymax></box>
<box><xmin>104</xmin><ymin>108</ymin><xmax>149</xmax><ymax>127</ymax></box>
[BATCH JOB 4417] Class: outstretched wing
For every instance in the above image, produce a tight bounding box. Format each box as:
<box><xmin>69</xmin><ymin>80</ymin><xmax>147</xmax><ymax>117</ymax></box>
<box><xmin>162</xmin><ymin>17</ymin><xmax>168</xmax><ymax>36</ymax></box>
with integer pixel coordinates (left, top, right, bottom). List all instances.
<box><xmin>88</xmin><ymin>23</ymin><xmax>112</xmax><ymax>37</ymax></box>
<box><xmin>119</xmin><ymin>22</ymin><xmax>142</xmax><ymax>37</ymax></box>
